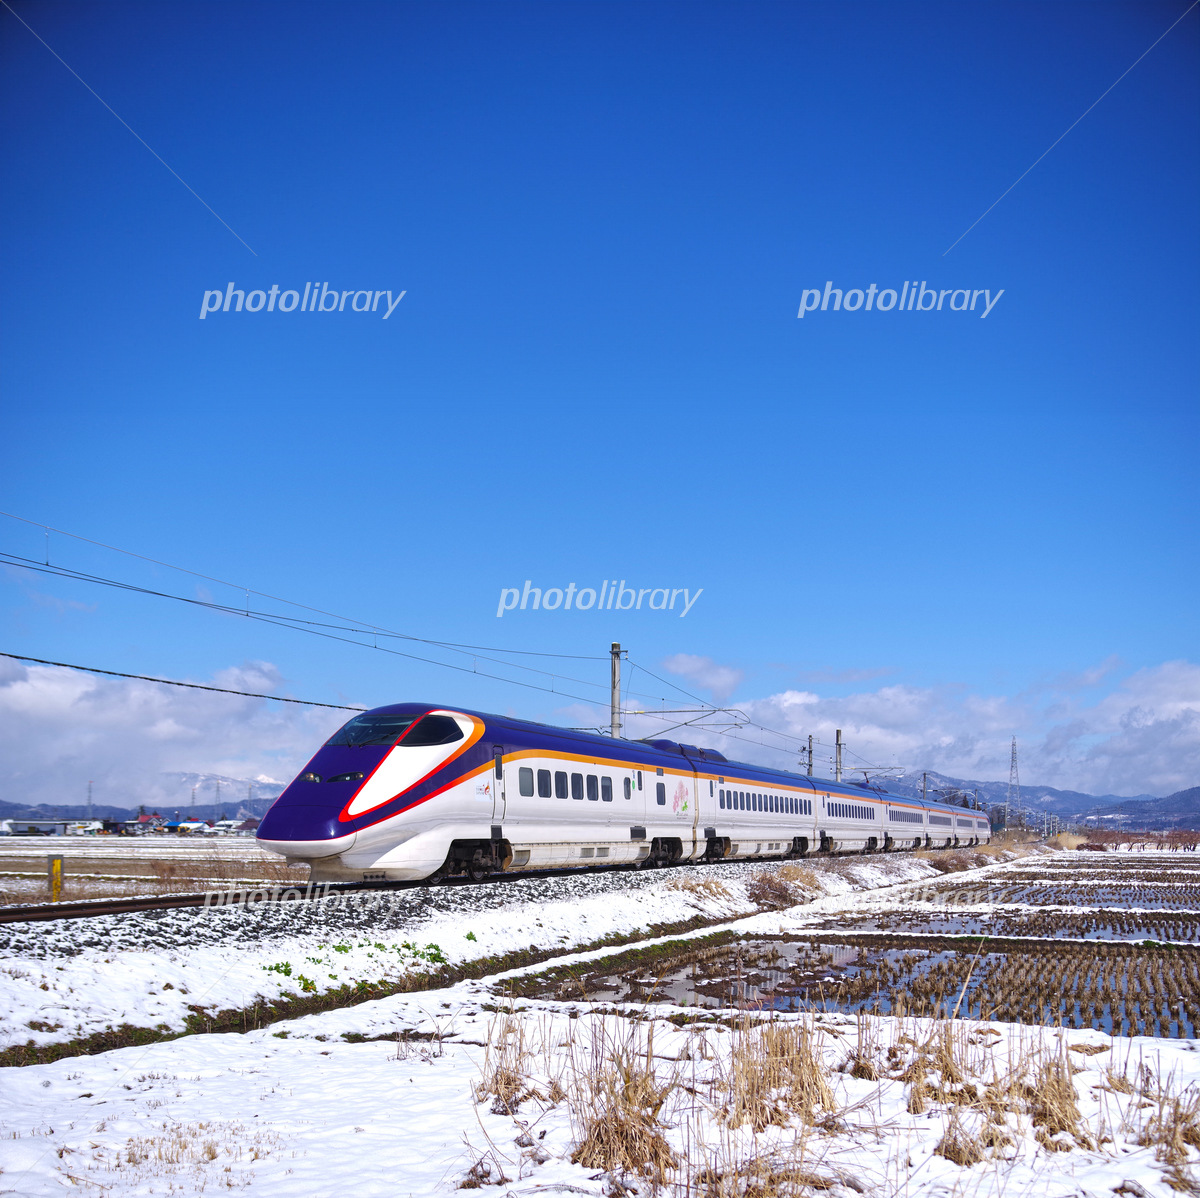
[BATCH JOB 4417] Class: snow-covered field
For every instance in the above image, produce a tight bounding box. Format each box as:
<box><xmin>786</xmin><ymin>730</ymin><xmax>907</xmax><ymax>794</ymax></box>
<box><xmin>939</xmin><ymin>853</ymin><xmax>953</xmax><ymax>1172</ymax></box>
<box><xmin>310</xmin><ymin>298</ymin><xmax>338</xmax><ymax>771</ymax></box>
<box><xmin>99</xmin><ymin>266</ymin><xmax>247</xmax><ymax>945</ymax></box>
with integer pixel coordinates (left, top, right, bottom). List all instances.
<box><xmin>2</xmin><ymin>848</ymin><xmax>1198</xmax><ymax>1197</ymax></box>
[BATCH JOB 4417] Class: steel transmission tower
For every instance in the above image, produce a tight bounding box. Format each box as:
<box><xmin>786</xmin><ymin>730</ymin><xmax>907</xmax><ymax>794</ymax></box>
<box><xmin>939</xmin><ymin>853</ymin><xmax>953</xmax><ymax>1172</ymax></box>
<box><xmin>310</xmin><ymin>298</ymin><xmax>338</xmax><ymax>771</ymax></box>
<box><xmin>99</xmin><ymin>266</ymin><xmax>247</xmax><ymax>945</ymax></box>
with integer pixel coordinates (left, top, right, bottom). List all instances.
<box><xmin>1006</xmin><ymin>737</ymin><xmax>1022</xmax><ymax>828</ymax></box>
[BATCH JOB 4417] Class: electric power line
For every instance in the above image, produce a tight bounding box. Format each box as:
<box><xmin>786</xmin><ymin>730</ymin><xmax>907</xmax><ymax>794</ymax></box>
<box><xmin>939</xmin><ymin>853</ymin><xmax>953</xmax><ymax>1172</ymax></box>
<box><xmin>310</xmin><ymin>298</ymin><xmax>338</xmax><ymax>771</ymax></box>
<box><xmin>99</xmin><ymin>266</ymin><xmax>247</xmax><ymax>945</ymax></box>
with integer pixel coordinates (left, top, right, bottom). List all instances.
<box><xmin>0</xmin><ymin>651</ymin><xmax>365</xmax><ymax>710</ymax></box>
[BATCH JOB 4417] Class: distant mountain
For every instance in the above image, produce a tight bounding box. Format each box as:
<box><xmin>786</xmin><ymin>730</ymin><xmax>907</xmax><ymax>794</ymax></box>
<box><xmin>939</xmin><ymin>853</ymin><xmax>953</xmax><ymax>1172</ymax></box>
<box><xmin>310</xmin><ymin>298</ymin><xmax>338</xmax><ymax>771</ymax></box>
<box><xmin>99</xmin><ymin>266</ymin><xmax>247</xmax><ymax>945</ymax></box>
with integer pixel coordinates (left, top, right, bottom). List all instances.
<box><xmin>1083</xmin><ymin>786</ymin><xmax>1200</xmax><ymax>831</ymax></box>
<box><xmin>875</xmin><ymin>770</ymin><xmax>1157</xmax><ymax>817</ymax></box>
<box><xmin>867</xmin><ymin>770</ymin><xmax>1200</xmax><ymax>830</ymax></box>
<box><xmin>0</xmin><ymin>771</ymin><xmax>286</xmax><ymax>823</ymax></box>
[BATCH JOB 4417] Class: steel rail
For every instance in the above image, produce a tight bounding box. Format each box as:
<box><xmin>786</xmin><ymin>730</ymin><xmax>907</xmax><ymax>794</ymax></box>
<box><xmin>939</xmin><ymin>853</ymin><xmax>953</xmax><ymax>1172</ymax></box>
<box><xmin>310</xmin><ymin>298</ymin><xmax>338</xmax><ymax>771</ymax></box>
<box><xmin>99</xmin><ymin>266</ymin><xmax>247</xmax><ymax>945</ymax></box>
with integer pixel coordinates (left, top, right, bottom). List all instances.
<box><xmin>0</xmin><ymin>843</ymin><xmax>979</xmax><ymax>924</ymax></box>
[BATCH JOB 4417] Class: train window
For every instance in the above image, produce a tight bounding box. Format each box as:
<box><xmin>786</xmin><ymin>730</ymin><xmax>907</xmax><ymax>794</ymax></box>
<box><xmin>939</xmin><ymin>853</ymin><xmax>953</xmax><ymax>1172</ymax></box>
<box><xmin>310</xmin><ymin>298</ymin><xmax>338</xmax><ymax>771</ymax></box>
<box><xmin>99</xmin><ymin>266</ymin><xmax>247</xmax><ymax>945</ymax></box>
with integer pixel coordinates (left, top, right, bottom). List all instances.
<box><xmin>325</xmin><ymin>712</ymin><xmax>418</xmax><ymax>747</ymax></box>
<box><xmin>739</xmin><ymin>792</ymin><xmax>745</xmax><ymax>810</ymax></box>
<box><xmin>719</xmin><ymin>790</ymin><xmax>724</xmax><ymax>809</ymax></box>
<box><xmin>709</xmin><ymin>780</ymin><xmax>713</xmax><ymax>796</ymax></box>
<box><xmin>656</xmin><ymin>767</ymin><xmax>664</xmax><ymax>776</ymax></box>
<box><xmin>555</xmin><ymin>771</ymin><xmax>569</xmax><ymax>799</ymax></box>
<box><xmin>586</xmin><ymin>775</ymin><xmax>599</xmax><ymax>801</ymax></box>
<box><xmin>571</xmin><ymin>773</ymin><xmax>584</xmax><ymax>800</ymax></box>
<box><xmin>637</xmin><ymin>771</ymin><xmax>643</xmax><ymax>790</ymax></box>
<box><xmin>537</xmin><ymin>769</ymin><xmax>552</xmax><ymax>798</ymax></box>
<box><xmin>403</xmin><ymin>715</ymin><xmax>465</xmax><ymax>746</ymax></box>
<box><xmin>601</xmin><ymin>777</ymin><xmax>612</xmax><ymax>802</ymax></box>
<box><xmin>656</xmin><ymin>782</ymin><xmax>666</xmax><ymax>805</ymax></box>
<box><xmin>518</xmin><ymin>768</ymin><xmax>534</xmax><ymax>797</ymax></box>
<box><xmin>624</xmin><ymin>777</ymin><xmax>632</xmax><ymax>799</ymax></box>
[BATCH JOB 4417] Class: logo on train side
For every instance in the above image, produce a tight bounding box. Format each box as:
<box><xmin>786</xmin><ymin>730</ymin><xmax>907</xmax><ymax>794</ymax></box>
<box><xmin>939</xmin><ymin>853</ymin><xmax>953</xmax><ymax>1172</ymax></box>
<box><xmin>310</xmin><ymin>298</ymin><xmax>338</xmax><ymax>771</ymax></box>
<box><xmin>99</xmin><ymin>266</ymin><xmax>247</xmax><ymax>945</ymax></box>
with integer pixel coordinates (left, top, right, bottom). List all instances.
<box><xmin>497</xmin><ymin>580</ymin><xmax>703</xmax><ymax>618</ymax></box>
<box><xmin>673</xmin><ymin>781</ymin><xmax>689</xmax><ymax>814</ymax></box>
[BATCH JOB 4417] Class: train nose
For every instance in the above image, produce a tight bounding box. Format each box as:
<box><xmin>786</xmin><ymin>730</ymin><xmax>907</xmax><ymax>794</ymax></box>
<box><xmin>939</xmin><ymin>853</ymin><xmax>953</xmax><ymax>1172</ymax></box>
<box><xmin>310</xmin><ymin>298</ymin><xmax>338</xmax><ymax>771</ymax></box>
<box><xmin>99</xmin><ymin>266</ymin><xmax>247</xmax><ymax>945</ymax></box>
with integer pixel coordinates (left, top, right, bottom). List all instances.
<box><xmin>256</xmin><ymin>803</ymin><xmax>357</xmax><ymax>858</ymax></box>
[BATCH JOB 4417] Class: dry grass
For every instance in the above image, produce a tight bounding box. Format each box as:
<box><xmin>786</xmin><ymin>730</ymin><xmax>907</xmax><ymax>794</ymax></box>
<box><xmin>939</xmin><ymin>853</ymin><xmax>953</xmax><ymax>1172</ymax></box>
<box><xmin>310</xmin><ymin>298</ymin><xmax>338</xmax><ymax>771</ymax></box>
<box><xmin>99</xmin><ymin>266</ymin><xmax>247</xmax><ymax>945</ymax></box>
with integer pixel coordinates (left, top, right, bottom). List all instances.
<box><xmin>567</xmin><ymin>1021</ymin><xmax>677</xmax><ymax>1182</ymax></box>
<box><xmin>1135</xmin><ymin>1067</ymin><xmax>1200</xmax><ymax>1187</ymax></box>
<box><xmin>747</xmin><ymin>871</ymin><xmax>798</xmax><ymax>910</ymax></box>
<box><xmin>46</xmin><ymin>1118</ymin><xmax>286</xmax><ymax>1190</ymax></box>
<box><xmin>719</xmin><ymin>1017</ymin><xmax>834</xmax><ymax>1131</ymax></box>
<box><xmin>468</xmin><ymin>981</ymin><xmax>1200</xmax><ymax>1191</ymax></box>
<box><xmin>1030</xmin><ymin>1047</ymin><xmax>1094</xmax><ymax>1151</ymax></box>
<box><xmin>667</xmin><ymin>876</ymin><xmax>733</xmax><ymax>901</ymax></box>
<box><xmin>775</xmin><ymin>865</ymin><xmax>821</xmax><ymax>895</ymax></box>
<box><xmin>935</xmin><ymin>1109</ymin><xmax>984</xmax><ymax>1166</ymax></box>
<box><xmin>695</xmin><ymin>1154</ymin><xmax>857</xmax><ymax>1197</ymax></box>
<box><xmin>474</xmin><ymin>1015</ymin><xmax>540</xmax><ymax>1115</ymax></box>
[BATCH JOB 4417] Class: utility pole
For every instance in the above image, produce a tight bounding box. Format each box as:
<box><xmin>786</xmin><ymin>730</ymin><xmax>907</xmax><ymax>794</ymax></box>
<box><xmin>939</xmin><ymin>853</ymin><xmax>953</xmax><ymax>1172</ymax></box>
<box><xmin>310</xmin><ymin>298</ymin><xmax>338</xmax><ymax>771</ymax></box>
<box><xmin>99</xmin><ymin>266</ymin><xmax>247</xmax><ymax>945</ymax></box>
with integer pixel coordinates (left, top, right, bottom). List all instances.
<box><xmin>610</xmin><ymin>642</ymin><xmax>622</xmax><ymax>738</ymax></box>
<box><xmin>835</xmin><ymin>730</ymin><xmax>843</xmax><ymax>782</ymax></box>
<box><xmin>87</xmin><ymin>780</ymin><xmax>93</xmax><ymax>822</ymax></box>
<box><xmin>190</xmin><ymin>786</ymin><xmax>196</xmax><ymax>815</ymax></box>
<box><xmin>807</xmin><ymin>735</ymin><xmax>813</xmax><ymax>777</ymax></box>
<box><xmin>215</xmin><ymin>779</ymin><xmax>221</xmax><ymax>810</ymax></box>
<box><xmin>922</xmin><ymin>772</ymin><xmax>928</xmax><ymax>804</ymax></box>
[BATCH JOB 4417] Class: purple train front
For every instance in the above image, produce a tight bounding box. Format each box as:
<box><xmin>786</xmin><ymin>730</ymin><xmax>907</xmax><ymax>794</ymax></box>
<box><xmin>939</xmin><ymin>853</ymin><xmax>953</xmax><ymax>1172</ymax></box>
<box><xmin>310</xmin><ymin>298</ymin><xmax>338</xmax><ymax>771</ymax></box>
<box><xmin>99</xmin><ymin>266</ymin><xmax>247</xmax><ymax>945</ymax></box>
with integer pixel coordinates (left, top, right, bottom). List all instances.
<box><xmin>257</xmin><ymin>703</ymin><xmax>992</xmax><ymax>883</ymax></box>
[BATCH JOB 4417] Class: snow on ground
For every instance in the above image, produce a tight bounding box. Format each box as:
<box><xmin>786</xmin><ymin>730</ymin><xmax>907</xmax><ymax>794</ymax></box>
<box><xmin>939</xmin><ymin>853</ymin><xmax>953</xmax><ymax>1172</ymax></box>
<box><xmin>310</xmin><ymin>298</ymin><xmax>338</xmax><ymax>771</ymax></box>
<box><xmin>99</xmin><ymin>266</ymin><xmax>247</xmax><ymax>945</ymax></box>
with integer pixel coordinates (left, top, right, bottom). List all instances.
<box><xmin>8</xmin><ymin>847</ymin><xmax>1197</xmax><ymax>1197</ymax></box>
<box><xmin>0</xmin><ymin>853</ymin><xmax>940</xmax><ymax>1055</ymax></box>
<box><xmin>1</xmin><ymin>964</ymin><xmax>1196</xmax><ymax>1195</ymax></box>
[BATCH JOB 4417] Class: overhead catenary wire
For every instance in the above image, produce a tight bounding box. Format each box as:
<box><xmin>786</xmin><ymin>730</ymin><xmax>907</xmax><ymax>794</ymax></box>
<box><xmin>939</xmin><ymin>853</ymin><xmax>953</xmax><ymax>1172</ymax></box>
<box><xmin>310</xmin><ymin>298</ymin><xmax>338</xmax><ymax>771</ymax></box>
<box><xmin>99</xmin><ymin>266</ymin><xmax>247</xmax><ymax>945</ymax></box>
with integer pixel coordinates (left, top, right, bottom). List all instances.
<box><xmin>0</xmin><ymin>511</ymin><xmax>607</xmax><ymax>660</ymax></box>
<box><xmin>0</xmin><ymin>1</ymin><xmax>259</xmax><ymax>256</ymax></box>
<box><xmin>1</xmin><ymin>513</ymin><xmax>889</xmax><ymax>767</ymax></box>
<box><xmin>0</xmin><ymin>651</ymin><xmax>365</xmax><ymax>710</ymax></box>
<box><xmin>0</xmin><ymin>551</ymin><xmax>685</xmax><ymax>708</ymax></box>
<box><xmin>943</xmin><ymin>0</ymin><xmax>1199</xmax><ymax>255</ymax></box>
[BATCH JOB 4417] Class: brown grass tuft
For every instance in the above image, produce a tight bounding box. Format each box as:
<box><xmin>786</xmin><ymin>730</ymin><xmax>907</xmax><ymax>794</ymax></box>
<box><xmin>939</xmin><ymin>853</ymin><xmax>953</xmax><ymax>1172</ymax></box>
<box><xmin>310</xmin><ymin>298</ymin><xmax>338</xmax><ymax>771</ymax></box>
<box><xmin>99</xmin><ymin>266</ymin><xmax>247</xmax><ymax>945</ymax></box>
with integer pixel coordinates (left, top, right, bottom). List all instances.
<box><xmin>935</xmin><ymin>1110</ymin><xmax>984</xmax><ymax>1166</ymax></box>
<box><xmin>747</xmin><ymin>871</ymin><xmax>797</xmax><ymax>909</ymax></box>
<box><xmin>568</xmin><ymin>1021</ymin><xmax>677</xmax><ymax>1182</ymax></box>
<box><xmin>720</xmin><ymin>1018</ymin><xmax>834</xmax><ymax>1131</ymax></box>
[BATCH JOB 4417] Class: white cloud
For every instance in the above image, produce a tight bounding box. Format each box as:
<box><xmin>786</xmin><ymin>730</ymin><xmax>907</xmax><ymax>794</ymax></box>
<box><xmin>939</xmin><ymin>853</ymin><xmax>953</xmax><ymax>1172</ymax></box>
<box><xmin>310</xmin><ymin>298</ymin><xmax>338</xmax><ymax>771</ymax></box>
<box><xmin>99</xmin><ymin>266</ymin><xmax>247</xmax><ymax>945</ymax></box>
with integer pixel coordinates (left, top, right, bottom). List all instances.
<box><xmin>585</xmin><ymin>657</ymin><xmax>1200</xmax><ymax>797</ymax></box>
<box><xmin>0</xmin><ymin>660</ymin><xmax>351</xmax><ymax>811</ymax></box>
<box><xmin>660</xmin><ymin>654</ymin><xmax>744</xmax><ymax>703</ymax></box>
<box><xmin>3</xmin><ymin>655</ymin><xmax>1196</xmax><ymax>810</ymax></box>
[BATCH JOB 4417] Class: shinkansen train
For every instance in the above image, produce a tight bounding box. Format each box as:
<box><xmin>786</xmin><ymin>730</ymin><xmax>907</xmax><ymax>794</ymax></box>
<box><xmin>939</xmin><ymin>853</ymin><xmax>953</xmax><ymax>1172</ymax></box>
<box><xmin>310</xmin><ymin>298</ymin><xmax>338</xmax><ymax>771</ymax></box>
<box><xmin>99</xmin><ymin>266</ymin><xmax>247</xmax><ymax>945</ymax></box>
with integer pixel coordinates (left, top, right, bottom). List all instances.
<box><xmin>257</xmin><ymin>703</ymin><xmax>991</xmax><ymax>884</ymax></box>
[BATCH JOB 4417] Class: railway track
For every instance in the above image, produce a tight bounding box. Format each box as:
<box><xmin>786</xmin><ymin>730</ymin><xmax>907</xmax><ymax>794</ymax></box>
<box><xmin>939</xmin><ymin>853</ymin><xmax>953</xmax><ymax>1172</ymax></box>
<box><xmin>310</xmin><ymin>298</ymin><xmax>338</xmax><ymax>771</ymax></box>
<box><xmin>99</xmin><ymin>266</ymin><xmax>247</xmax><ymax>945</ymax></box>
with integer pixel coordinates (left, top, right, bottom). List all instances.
<box><xmin>0</xmin><ymin>885</ymin><xmax>352</xmax><ymax>925</ymax></box>
<box><xmin>0</xmin><ymin>843</ymin><xmax>986</xmax><ymax>924</ymax></box>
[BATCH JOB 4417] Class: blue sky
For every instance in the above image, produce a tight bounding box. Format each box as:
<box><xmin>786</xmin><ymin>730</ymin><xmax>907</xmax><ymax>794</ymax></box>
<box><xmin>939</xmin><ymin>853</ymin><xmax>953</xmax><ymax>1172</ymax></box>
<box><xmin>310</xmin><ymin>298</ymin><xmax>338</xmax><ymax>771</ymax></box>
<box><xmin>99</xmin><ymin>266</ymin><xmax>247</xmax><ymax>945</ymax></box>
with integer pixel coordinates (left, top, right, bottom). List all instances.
<box><xmin>1</xmin><ymin>0</ymin><xmax>1197</xmax><ymax>803</ymax></box>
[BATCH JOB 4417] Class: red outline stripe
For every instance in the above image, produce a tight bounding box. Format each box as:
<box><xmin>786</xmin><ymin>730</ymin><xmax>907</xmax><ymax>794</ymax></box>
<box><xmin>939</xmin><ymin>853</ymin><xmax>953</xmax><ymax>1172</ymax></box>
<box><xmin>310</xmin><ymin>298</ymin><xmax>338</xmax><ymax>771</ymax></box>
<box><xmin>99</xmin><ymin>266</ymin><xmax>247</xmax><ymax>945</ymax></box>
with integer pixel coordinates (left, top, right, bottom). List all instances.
<box><xmin>338</xmin><ymin>713</ymin><xmax>485</xmax><ymax>823</ymax></box>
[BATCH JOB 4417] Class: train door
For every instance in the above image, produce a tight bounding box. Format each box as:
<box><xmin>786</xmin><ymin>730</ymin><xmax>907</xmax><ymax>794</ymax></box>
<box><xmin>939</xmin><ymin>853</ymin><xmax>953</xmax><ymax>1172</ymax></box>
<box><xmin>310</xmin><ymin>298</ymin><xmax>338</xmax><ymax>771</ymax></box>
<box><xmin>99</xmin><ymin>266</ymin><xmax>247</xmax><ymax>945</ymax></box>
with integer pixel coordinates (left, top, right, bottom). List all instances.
<box><xmin>491</xmin><ymin>744</ymin><xmax>506</xmax><ymax>826</ymax></box>
<box><xmin>688</xmin><ymin>767</ymin><xmax>702</xmax><ymax>859</ymax></box>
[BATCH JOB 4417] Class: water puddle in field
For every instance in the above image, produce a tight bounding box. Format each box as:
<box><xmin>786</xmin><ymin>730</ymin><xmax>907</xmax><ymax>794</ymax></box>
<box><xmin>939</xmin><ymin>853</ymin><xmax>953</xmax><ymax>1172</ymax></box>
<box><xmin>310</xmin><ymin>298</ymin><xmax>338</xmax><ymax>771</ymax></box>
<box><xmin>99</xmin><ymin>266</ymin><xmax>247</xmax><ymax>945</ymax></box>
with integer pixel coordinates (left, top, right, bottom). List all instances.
<box><xmin>815</xmin><ymin>912</ymin><xmax>1200</xmax><ymax>943</ymax></box>
<box><xmin>513</xmin><ymin>932</ymin><xmax>1200</xmax><ymax>1038</ymax></box>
